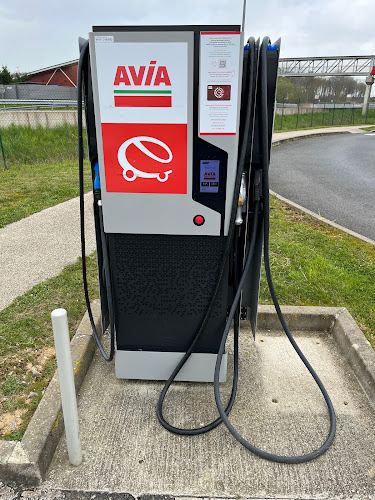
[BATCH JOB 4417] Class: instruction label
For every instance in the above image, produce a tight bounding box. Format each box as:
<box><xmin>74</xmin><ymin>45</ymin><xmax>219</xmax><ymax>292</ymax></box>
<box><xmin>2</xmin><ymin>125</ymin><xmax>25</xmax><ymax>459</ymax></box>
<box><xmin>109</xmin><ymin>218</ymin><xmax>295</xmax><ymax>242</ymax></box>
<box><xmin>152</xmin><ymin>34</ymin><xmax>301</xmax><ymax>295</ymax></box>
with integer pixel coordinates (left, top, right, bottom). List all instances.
<box><xmin>199</xmin><ymin>32</ymin><xmax>241</xmax><ymax>135</ymax></box>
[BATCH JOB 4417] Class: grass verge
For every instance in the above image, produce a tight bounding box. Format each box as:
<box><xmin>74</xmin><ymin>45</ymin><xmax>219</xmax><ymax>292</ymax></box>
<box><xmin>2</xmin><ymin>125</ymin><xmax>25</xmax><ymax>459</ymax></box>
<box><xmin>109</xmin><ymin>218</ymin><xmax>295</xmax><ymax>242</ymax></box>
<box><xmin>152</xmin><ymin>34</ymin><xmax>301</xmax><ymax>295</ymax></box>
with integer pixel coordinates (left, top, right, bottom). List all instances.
<box><xmin>0</xmin><ymin>158</ymin><xmax>91</xmax><ymax>228</ymax></box>
<box><xmin>259</xmin><ymin>197</ymin><xmax>375</xmax><ymax>347</ymax></box>
<box><xmin>274</xmin><ymin>108</ymin><xmax>375</xmax><ymax>132</ymax></box>
<box><xmin>0</xmin><ymin>124</ymin><xmax>80</xmax><ymax>166</ymax></box>
<box><xmin>0</xmin><ymin>196</ymin><xmax>374</xmax><ymax>440</ymax></box>
<box><xmin>0</xmin><ymin>124</ymin><xmax>92</xmax><ymax>228</ymax></box>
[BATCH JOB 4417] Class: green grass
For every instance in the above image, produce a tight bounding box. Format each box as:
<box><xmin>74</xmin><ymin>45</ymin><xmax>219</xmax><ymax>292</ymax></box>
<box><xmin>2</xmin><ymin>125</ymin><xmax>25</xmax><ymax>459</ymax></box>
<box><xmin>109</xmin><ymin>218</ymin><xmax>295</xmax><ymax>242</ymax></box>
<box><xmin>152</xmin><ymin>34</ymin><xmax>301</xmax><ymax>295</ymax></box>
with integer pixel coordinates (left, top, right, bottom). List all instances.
<box><xmin>1</xmin><ymin>195</ymin><xmax>375</xmax><ymax>440</ymax></box>
<box><xmin>274</xmin><ymin>108</ymin><xmax>375</xmax><ymax>131</ymax></box>
<box><xmin>259</xmin><ymin>197</ymin><xmax>375</xmax><ymax>347</ymax></box>
<box><xmin>1</xmin><ymin>374</ymin><xmax>24</xmax><ymax>396</ymax></box>
<box><xmin>0</xmin><ymin>158</ymin><xmax>91</xmax><ymax>228</ymax></box>
<box><xmin>0</xmin><ymin>124</ymin><xmax>81</xmax><ymax>167</ymax></box>
<box><xmin>0</xmin><ymin>125</ymin><xmax>91</xmax><ymax>228</ymax></box>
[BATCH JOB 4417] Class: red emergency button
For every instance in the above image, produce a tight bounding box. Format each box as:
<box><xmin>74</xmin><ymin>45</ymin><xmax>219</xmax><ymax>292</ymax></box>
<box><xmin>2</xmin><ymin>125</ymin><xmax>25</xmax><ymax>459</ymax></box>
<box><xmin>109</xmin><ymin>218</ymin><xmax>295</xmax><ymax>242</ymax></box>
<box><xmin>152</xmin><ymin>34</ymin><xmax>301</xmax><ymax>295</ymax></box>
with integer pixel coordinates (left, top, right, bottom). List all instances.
<box><xmin>193</xmin><ymin>215</ymin><xmax>205</xmax><ymax>226</ymax></box>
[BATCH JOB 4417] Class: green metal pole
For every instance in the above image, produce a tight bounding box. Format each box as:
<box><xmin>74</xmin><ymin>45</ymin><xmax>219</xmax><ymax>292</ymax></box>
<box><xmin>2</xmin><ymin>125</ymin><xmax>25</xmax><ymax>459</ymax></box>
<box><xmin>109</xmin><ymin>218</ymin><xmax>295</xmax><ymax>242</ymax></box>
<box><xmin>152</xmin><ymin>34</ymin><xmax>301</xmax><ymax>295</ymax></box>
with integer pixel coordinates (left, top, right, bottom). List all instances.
<box><xmin>0</xmin><ymin>133</ymin><xmax>7</xmax><ymax>170</ymax></box>
<box><xmin>310</xmin><ymin>101</ymin><xmax>315</xmax><ymax>127</ymax></box>
<box><xmin>281</xmin><ymin>97</ymin><xmax>285</xmax><ymax>130</ymax></box>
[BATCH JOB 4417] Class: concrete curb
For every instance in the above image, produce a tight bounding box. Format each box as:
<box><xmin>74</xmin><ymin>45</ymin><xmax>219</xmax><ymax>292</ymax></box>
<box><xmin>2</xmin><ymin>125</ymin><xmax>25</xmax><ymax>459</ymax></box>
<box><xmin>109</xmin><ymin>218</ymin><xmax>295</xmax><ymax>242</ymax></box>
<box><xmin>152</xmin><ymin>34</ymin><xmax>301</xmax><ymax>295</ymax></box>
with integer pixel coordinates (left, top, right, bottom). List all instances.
<box><xmin>272</xmin><ymin>129</ymin><xmax>350</xmax><ymax>147</ymax></box>
<box><xmin>270</xmin><ymin>190</ymin><xmax>375</xmax><ymax>247</ymax></box>
<box><xmin>271</xmin><ymin>124</ymin><xmax>366</xmax><ymax>147</ymax></box>
<box><xmin>332</xmin><ymin>308</ymin><xmax>375</xmax><ymax>407</ymax></box>
<box><xmin>0</xmin><ymin>300</ymin><xmax>102</xmax><ymax>486</ymax></box>
<box><xmin>257</xmin><ymin>305</ymin><xmax>375</xmax><ymax>410</ymax></box>
<box><xmin>2</xmin><ymin>303</ymin><xmax>375</xmax><ymax>486</ymax></box>
<box><xmin>272</xmin><ymin>130</ymin><xmax>349</xmax><ymax>147</ymax></box>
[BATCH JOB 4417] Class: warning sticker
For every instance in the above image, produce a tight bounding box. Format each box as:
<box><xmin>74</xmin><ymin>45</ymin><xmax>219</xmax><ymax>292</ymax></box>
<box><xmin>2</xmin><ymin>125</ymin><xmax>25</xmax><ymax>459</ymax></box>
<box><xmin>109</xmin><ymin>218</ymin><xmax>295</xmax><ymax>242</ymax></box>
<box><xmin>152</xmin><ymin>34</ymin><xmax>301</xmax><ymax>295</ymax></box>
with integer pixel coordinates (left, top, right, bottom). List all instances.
<box><xmin>199</xmin><ymin>32</ymin><xmax>241</xmax><ymax>135</ymax></box>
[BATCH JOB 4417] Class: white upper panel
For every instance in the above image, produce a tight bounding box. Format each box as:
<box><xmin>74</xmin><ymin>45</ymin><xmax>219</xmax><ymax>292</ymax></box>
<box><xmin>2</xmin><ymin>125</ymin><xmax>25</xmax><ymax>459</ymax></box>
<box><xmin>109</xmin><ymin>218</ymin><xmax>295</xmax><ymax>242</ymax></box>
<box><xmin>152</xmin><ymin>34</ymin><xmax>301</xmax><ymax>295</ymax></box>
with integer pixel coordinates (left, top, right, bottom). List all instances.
<box><xmin>94</xmin><ymin>40</ymin><xmax>188</xmax><ymax>124</ymax></box>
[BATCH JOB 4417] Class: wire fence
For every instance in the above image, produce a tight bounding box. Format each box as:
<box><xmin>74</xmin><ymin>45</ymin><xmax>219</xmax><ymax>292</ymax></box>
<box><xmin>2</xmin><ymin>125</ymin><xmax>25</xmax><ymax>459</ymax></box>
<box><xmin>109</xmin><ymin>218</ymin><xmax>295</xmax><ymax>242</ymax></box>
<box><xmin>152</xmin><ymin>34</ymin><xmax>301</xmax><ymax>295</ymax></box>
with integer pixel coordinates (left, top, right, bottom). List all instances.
<box><xmin>275</xmin><ymin>98</ymin><xmax>375</xmax><ymax>131</ymax></box>
<box><xmin>0</xmin><ymin>85</ymin><xmax>80</xmax><ymax>169</ymax></box>
<box><xmin>0</xmin><ymin>98</ymin><xmax>81</xmax><ymax>169</ymax></box>
<box><xmin>0</xmin><ymin>97</ymin><xmax>374</xmax><ymax>170</ymax></box>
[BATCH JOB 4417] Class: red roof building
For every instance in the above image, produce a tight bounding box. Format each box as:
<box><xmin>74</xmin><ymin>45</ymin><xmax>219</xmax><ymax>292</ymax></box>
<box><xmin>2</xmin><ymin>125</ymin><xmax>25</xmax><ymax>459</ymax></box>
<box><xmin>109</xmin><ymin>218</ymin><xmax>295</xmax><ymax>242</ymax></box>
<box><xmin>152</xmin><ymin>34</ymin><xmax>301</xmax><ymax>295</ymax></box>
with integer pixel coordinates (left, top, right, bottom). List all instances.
<box><xmin>27</xmin><ymin>60</ymin><xmax>78</xmax><ymax>87</ymax></box>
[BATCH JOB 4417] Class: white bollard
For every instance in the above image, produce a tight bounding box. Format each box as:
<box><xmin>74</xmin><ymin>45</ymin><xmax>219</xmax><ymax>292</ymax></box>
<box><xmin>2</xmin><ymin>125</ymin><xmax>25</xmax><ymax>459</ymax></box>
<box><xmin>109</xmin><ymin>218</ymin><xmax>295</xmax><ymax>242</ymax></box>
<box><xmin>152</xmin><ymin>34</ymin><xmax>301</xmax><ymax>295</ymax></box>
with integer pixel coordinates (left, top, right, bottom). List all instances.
<box><xmin>51</xmin><ymin>308</ymin><xmax>82</xmax><ymax>466</ymax></box>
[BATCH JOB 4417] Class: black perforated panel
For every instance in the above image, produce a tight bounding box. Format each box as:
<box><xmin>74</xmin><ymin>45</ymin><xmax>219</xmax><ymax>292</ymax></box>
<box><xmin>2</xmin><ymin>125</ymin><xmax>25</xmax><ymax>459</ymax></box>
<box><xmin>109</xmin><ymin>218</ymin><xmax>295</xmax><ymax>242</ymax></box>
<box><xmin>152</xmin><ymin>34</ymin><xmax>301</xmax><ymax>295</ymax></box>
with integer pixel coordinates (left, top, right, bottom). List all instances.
<box><xmin>108</xmin><ymin>234</ymin><xmax>228</xmax><ymax>353</ymax></box>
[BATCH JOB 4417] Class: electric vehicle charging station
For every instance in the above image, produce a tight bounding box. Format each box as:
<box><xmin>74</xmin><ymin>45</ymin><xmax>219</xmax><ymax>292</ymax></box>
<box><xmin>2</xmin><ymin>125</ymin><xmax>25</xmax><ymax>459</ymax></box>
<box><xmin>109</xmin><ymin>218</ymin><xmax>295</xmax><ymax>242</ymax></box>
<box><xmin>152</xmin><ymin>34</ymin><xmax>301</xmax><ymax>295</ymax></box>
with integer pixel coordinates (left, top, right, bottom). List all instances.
<box><xmin>78</xmin><ymin>25</ymin><xmax>336</xmax><ymax>464</ymax></box>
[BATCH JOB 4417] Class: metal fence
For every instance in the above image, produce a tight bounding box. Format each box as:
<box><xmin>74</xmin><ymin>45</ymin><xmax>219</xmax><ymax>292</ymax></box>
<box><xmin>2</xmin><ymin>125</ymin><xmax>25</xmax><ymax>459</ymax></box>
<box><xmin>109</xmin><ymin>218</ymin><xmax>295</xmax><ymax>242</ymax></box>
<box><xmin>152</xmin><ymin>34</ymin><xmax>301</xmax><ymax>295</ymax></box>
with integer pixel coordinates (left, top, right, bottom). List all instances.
<box><xmin>0</xmin><ymin>85</ymin><xmax>80</xmax><ymax>169</ymax></box>
<box><xmin>274</xmin><ymin>99</ymin><xmax>375</xmax><ymax>131</ymax></box>
<box><xmin>0</xmin><ymin>99</ymin><xmax>77</xmax><ymax>110</ymax></box>
<box><xmin>0</xmin><ymin>99</ymin><xmax>82</xmax><ymax>169</ymax></box>
<box><xmin>0</xmin><ymin>83</ymin><xmax>77</xmax><ymax>101</ymax></box>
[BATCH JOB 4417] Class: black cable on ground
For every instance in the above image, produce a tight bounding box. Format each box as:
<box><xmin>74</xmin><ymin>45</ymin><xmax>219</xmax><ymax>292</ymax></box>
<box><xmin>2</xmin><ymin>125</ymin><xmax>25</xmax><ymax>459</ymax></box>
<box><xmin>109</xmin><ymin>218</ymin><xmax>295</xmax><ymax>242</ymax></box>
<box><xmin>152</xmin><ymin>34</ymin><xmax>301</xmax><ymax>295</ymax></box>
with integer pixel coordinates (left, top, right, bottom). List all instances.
<box><xmin>78</xmin><ymin>40</ymin><xmax>115</xmax><ymax>362</ymax></box>
<box><xmin>156</xmin><ymin>37</ymin><xmax>257</xmax><ymax>435</ymax></box>
<box><xmin>213</xmin><ymin>36</ymin><xmax>336</xmax><ymax>464</ymax></box>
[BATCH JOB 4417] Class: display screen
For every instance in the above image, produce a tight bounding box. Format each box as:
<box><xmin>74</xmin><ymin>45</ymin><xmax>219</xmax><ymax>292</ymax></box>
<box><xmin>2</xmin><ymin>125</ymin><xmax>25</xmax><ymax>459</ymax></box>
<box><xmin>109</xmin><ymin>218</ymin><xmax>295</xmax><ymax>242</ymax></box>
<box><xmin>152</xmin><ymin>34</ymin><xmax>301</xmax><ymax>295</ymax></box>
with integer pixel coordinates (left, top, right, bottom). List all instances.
<box><xmin>200</xmin><ymin>160</ymin><xmax>219</xmax><ymax>193</ymax></box>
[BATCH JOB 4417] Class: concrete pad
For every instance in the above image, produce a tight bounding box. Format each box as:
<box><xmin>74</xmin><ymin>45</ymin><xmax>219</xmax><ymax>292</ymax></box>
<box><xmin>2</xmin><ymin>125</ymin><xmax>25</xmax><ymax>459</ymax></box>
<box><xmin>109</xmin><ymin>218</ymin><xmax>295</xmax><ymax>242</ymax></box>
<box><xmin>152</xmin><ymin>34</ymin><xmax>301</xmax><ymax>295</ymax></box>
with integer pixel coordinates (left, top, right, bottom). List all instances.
<box><xmin>43</xmin><ymin>320</ymin><xmax>375</xmax><ymax>499</ymax></box>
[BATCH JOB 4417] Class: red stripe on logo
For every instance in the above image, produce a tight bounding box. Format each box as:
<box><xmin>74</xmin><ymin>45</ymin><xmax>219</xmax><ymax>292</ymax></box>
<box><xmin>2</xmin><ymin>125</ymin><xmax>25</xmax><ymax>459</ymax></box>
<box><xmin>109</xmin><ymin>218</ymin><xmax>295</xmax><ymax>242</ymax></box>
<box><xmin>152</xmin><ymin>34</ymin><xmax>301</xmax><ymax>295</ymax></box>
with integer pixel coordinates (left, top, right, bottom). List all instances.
<box><xmin>114</xmin><ymin>96</ymin><xmax>172</xmax><ymax>107</ymax></box>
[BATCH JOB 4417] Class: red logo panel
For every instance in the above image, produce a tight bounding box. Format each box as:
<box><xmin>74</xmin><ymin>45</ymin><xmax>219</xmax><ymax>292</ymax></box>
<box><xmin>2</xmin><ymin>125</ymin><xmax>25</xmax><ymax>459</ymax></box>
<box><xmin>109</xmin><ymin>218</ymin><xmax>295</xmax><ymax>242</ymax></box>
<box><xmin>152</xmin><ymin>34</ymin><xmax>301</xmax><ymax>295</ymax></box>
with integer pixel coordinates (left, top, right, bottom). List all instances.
<box><xmin>101</xmin><ymin>123</ymin><xmax>187</xmax><ymax>194</ymax></box>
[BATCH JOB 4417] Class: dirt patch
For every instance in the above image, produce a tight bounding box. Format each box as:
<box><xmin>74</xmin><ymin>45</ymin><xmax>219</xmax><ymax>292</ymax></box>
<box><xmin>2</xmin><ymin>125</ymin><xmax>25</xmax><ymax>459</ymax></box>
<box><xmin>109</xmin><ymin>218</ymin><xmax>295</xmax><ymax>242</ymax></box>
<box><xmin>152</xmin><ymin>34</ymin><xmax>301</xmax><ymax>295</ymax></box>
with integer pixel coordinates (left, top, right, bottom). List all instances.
<box><xmin>0</xmin><ymin>408</ymin><xmax>26</xmax><ymax>435</ymax></box>
<box><xmin>25</xmin><ymin>346</ymin><xmax>55</xmax><ymax>374</ymax></box>
<box><xmin>0</xmin><ymin>346</ymin><xmax>56</xmax><ymax>439</ymax></box>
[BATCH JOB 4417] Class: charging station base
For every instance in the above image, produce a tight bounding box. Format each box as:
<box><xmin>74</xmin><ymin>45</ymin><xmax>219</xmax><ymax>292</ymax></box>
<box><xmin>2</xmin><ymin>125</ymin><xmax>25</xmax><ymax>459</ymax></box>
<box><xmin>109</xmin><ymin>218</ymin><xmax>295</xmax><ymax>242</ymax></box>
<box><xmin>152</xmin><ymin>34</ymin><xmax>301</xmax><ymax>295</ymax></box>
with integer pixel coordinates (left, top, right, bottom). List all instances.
<box><xmin>115</xmin><ymin>351</ymin><xmax>227</xmax><ymax>382</ymax></box>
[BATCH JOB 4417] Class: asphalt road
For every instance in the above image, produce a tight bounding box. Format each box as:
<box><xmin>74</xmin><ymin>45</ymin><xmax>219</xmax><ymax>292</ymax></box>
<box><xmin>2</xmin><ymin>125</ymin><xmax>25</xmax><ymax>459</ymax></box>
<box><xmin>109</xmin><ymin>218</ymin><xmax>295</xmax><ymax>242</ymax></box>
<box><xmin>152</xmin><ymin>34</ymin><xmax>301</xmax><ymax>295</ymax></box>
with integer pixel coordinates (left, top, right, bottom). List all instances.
<box><xmin>270</xmin><ymin>133</ymin><xmax>375</xmax><ymax>241</ymax></box>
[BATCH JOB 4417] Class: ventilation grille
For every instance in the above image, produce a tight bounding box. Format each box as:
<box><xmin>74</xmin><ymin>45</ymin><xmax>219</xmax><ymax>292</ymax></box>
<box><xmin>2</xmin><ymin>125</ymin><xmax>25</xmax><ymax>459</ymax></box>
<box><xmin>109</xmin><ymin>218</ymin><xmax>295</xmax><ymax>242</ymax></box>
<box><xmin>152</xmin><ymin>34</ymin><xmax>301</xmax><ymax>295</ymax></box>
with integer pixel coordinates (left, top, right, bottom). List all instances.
<box><xmin>109</xmin><ymin>234</ymin><xmax>227</xmax><ymax>318</ymax></box>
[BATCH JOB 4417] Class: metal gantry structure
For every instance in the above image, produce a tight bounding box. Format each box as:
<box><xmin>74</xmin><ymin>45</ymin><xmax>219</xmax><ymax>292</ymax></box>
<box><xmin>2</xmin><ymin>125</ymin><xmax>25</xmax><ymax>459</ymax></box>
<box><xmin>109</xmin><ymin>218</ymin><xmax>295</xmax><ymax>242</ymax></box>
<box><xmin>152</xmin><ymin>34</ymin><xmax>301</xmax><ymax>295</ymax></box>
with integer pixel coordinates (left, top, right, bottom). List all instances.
<box><xmin>278</xmin><ymin>55</ymin><xmax>375</xmax><ymax>115</ymax></box>
<box><xmin>278</xmin><ymin>55</ymin><xmax>375</xmax><ymax>77</ymax></box>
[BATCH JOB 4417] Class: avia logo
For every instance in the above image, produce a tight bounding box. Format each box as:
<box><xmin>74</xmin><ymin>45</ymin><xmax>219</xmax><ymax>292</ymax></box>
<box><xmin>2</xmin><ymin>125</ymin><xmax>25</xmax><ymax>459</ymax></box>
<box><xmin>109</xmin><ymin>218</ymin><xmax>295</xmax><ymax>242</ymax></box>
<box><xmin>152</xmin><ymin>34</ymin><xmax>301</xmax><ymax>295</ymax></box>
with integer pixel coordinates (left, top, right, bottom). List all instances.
<box><xmin>118</xmin><ymin>136</ymin><xmax>173</xmax><ymax>182</ymax></box>
<box><xmin>113</xmin><ymin>61</ymin><xmax>172</xmax><ymax>108</ymax></box>
<box><xmin>101</xmin><ymin>123</ymin><xmax>187</xmax><ymax>194</ymax></box>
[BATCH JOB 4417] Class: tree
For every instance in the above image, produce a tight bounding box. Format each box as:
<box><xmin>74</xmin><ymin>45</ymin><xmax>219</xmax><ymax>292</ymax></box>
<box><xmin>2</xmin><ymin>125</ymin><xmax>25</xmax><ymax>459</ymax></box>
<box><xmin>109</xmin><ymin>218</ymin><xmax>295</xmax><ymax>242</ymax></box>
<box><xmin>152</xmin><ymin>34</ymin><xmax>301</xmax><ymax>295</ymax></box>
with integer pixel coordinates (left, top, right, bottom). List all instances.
<box><xmin>276</xmin><ymin>75</ymin><xmax>368</xmax><ymax>104</ymax></box>
<box><xmin>0</xmin><ymin>65</ymin><xmax>29</xmax><ymax>84</ymax></box>
<box><xmin>0</xmin><ymin>66</ymin><xmax>12</xmax><ymax>84</ymax></box>
<box><xmin>276</xmin><ymin>77</ymin><xmax>297</xmax><ymax>102</ymax></box>
<box><xmin>12</xmin><ymin>72</ymin><xmax>29</xmax><ymax>83</ymax></box>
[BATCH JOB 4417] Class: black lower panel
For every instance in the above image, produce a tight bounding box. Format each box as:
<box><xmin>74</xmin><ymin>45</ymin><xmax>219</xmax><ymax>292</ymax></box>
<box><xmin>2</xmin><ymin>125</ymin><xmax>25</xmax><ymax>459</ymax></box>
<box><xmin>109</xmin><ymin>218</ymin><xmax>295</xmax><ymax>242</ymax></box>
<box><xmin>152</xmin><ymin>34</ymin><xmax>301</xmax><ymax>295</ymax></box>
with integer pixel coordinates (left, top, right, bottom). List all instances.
<box><xmin>108</xmin><ymin>233</ymin><xmax>228</xmax><ymax>353</ymax></box>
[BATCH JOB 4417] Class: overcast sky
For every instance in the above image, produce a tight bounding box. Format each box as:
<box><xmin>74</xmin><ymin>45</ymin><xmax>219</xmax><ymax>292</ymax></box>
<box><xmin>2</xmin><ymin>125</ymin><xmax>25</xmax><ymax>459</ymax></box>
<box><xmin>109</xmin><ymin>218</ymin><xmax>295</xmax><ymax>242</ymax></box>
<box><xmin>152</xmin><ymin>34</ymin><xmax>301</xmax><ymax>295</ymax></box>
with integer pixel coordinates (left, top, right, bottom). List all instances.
<box><xmin>1</xmin><ymin>0</ymin><xmax>375</xmax><ymax>73</ymax></box>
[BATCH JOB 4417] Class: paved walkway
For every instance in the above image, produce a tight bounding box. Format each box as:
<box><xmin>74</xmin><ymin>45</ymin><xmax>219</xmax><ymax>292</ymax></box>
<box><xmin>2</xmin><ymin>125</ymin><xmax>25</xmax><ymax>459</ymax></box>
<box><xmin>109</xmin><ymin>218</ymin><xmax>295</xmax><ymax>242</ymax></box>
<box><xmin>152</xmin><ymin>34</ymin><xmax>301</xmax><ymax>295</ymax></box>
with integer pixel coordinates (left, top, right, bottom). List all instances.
<box><xmin>0</xmin><ymin>193</ymin><xmax>95</xmax><ymax>311</ymax></box>
<box><xmin>0</xmin><ymin>125</ymin><xmax>366</xmax><ymax>312</ymax></box>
